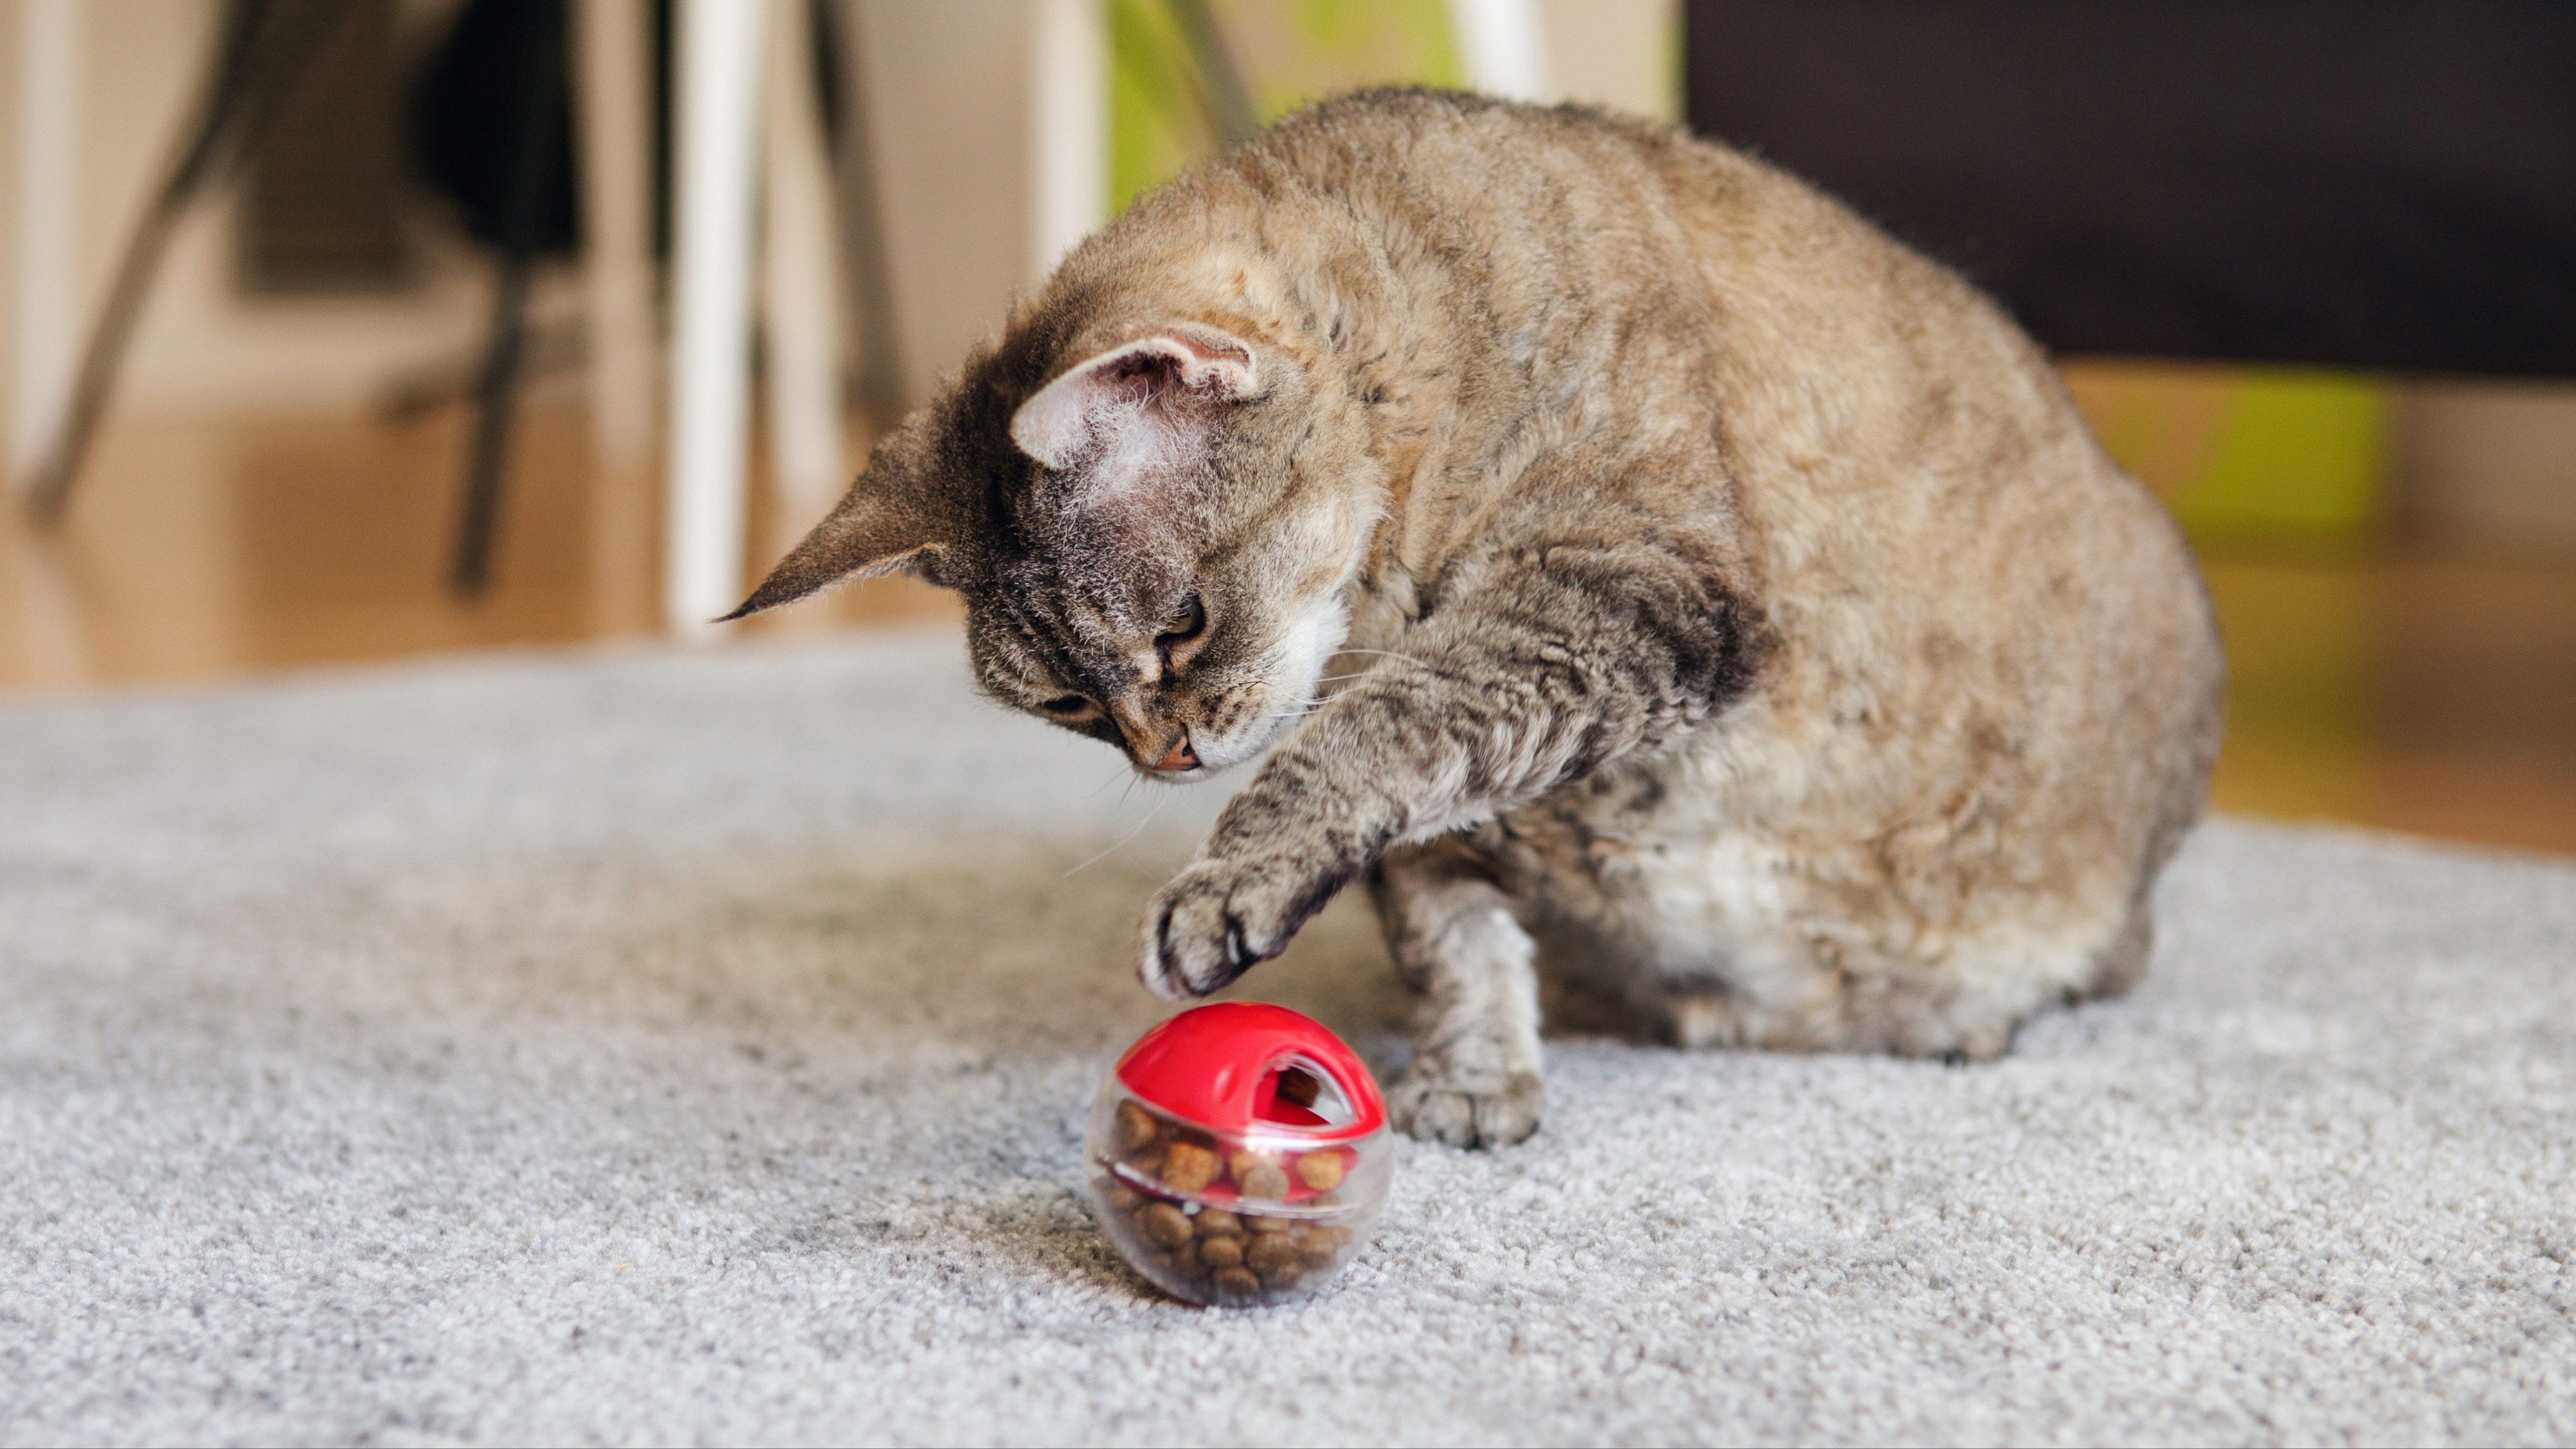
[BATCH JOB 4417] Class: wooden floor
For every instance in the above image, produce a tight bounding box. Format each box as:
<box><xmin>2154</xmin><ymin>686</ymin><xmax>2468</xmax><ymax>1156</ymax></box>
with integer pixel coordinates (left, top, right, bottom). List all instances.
<box><xmin>0</xmin><ymin>402</ymin><xmax>954</xmax><ymax>690</ymax></box>
<box><xmin>4</xmin><ymin>404</ymin><xmax>2572</xmax><ymax>857</ymax></box>
<box><xmin>2198</xmin><ymin>540</ymin><xmax>2576</xmax><ymax>855</ymax></box>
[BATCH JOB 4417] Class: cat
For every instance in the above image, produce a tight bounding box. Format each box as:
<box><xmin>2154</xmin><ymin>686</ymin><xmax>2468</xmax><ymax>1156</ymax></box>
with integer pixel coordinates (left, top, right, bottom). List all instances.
<box><xmin>728</xmin><ymin>89</ymin><xmax>2226</xmax><ymax>1147</ymax></box>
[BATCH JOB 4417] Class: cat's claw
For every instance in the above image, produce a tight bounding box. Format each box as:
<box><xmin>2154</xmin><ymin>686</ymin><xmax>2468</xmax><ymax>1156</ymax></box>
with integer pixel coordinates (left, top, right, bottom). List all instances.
<box><xmin>1386</xmin><ymin>1069</ymin><xmax>1543</xmax><ymax>1148</ymax></box>
<box><xmin>1137</xmin><ymin>856</ymin><xmax>1319</xmax><ymax>1000</ymax></box>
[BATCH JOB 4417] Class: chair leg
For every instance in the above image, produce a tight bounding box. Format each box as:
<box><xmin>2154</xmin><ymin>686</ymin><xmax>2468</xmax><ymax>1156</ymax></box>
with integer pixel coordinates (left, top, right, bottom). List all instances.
<box><xmin>1444</xmin><ymin>0</ymin><xmax>1551</xmax><ymax>103</ymax></box>
<box><xmin>449</xmin><ymin>0</ymin><xmax>570</xmax><ymax>597</ymax></box>
<box><xmin>449</xmin><ymin>252</ymin><xmax>537</xmax><ymax>595</ymax></box>
<box><xmin>24</xmin><ymin>0</ymin><xmax>353</xmax><ymax>521</ymax></box>
<box><xmin>664</xmin><ymin>0</ymin><xmax>767</xmax><ymax>633</ymax></box>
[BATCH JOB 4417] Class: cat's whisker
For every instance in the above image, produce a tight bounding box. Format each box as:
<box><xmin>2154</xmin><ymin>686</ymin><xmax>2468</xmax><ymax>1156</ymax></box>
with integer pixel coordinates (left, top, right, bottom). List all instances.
<box><xmin>1064</xmin><ymin>792</ymin><xmax>1174</xmax><ymax>877</ymax></box>
<box><xmin>1330</xmin><ymin>648</ymin><xmax>1445</xmax><ymax>680</ymax></box>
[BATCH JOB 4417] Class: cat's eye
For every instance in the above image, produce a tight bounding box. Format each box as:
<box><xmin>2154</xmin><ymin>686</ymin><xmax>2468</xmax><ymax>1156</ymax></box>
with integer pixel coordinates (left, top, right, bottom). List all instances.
<box><xmin>1156</xmin><ymin>594</ymin><xmax>1207</xmax><ymax>650</ymax></box>
<box><xmin>1039</xmin><ymin>694</ymin><xmax>1099</xmax><ymax>719</ymax></box>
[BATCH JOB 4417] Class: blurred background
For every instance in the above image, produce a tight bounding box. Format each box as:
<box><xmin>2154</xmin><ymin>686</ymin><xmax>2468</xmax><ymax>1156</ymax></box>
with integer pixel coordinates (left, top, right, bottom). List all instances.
<box><xmin>0</xmin><ymin>0</ymin><xmax>2567</xmax><ymax>855</ymax></box>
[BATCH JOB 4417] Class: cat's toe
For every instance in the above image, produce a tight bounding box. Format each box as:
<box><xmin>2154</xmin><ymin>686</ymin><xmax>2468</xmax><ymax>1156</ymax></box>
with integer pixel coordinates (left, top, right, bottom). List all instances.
<box><xmin>1387</xmin><ymin>1070</ymin><xmax>1542</xmax><ymax>1148</ymax></box>
<box><xmin>1137</xmin><ymin>862</ymin><xmax>1269</xmax><ymax>1000</ymax></box>
<box><xmin>1137</xmin><ymin>855</ymin><xmax>1332</xmax><ymax>1000</ymax></box>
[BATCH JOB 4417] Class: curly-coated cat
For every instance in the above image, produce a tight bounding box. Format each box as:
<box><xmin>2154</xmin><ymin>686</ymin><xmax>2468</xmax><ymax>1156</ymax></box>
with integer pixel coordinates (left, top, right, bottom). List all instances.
<box><xmin>731</xmin><ymin>90</ymin><xmax>2226</xmax><ymax>1147</ymax></box>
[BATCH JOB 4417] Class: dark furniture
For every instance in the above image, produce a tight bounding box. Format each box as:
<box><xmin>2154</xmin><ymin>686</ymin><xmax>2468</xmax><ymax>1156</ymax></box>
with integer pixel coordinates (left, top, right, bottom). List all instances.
<box><xmin>1683</xmin><ymin>1</ymin><xmax>2576</xmax><ymax>377</ymax></box>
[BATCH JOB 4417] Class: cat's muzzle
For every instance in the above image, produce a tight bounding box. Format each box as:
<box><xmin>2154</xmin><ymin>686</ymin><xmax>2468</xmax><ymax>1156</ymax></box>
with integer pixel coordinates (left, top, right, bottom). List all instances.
<box><xmin>1150</xmin><ymin>730</ymin><xmax>1202</xmax><ymax>774</ymax></box>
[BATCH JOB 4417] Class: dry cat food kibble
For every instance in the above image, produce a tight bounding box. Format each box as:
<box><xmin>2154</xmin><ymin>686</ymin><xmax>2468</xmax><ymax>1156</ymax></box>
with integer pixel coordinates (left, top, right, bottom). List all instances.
<box><xmin>1084</xmin><ymin>1003</ymin><xmax>1392</xmax><ymax>1306</ymax></box>
<box><xmin>1100</xmin><ymin>1117</ymin><xmax>1363</xmax><ymax>1297</ymax></box>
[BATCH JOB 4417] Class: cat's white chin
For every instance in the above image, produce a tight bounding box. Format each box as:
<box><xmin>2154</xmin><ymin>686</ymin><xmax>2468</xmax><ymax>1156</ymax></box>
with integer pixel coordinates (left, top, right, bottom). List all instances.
<box><xmin>1177</xmin><ymin>715</ymin><xmax>1286</xmax><ymax>777</ymax></box>
<box><xmin>1123</xmin><ymin>717</ymin><xmax>1275</xmax><ymax>781</ymax></box>
<box><xmin>1185</xmin><ymin>596</ymin><xmax>1347</xmax><ymax>776</ymax></box>
<box><xmin>1150</xmin><ymin>710</ymin><xmax>1281</xmax><ymax>779</ymax></box>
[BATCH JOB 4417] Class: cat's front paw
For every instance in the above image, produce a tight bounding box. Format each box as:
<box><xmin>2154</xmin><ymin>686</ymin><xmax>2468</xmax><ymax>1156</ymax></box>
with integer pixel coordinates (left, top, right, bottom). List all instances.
<box><xmin>1387</xmin><ymin>1068</ymin><xmax>1543</xmax><ymax>1148</ymax></box>
<box><xmin>1136</xmin><ymin>855</ymin><xmax>1334</xmax><ymax>1000</ymax></box>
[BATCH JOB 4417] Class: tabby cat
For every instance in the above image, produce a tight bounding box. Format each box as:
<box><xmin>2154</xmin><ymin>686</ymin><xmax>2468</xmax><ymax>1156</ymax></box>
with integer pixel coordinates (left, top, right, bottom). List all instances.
<box><xmin>730</xmin><ymin>90</ymin><xmax>2225</xmax><ymax>1147</ymax></box>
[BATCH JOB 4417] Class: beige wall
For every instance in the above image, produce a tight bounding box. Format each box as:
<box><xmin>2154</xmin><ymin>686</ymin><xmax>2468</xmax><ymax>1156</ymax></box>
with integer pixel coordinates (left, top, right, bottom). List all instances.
<box><xmin>1539</xmin><ymin>0</ymin><xmax>1678</xmax><ymax>120</ymax></box>
<box><xmin>848</xmin><ymin>0</ymin><xmax>1048</xmax><ymax>408</ymax></box>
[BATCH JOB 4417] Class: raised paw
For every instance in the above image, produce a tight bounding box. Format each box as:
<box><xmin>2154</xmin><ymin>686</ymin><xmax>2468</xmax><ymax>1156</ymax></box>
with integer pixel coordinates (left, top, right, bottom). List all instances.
<box><xmin>1386</xmin><ymin>1068</ymin><xmax>1542</xmax><ymax>1148</ymax></box>
<box><xmin>1137</xmin><ymin>854</ymin><xmax>1343</xmax><ymax>1001</ymax></box>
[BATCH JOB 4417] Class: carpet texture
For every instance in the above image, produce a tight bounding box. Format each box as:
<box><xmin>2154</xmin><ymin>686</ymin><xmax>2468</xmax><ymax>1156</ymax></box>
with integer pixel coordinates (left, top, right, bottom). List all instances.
<box><xmin>3</xmin><ymin>629</ymin><xmax>2572</xmax><ymax>1446</ymax></box>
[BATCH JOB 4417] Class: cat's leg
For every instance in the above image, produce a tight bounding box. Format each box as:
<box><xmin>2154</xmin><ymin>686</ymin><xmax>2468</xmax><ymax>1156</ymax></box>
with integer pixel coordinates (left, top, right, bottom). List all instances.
<box><xmin>1370</xmin><ymin>839</ymin><xmax>1543</xmax><ymax>1147</ymax></box>
<box><xmin>1135</xmin><ymin>493</ymin><xmax>1762</xmax><ymax>1008</ymax></box>
<box><xmin>2085</xmin><ymin>894</ymin><xmax>2155</xmax><ymax>1000</ymax></box>
<box><xmin>1639</xmin><ymin>984</ymin><xmax>1747</xmax><ymax>1049</ymax></box>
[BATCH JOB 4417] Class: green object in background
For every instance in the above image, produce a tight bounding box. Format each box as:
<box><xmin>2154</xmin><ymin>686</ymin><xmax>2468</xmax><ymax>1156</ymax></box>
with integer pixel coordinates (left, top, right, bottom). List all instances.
<box><xmin>1108</xmin><ymin>0</ymin><xmax>1460</xmax><ymax>216</ymax></box>
<box><xmin>1108</xmin><ymin>0</ymin><xmax>1211</xmax><ymax>215</ymax></box>
<box><xmin>2171</xmin><ymin>371</ymin><xmax>2389</xmax><ymax>539</ymax></box>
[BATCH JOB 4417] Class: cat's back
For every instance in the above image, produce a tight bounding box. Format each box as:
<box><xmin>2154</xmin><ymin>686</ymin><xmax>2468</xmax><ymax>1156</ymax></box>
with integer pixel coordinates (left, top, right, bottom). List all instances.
<box><xmin>1240</xmin><ymin>90</ymin><xmax>1947</xmax><ymax>310</ymax></box>
<box><xmin>1233</xmin><ymin>92</ymin><xmax>2067</xmax><ymax>473</ymax></box>
<box><xmin>1236</xmin><ymin>89</ymin><xmax>1779</xmax><ymax>336</ymax></box>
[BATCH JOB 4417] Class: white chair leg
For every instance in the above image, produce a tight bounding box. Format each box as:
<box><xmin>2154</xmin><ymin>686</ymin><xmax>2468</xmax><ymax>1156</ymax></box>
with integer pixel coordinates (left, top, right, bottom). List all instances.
<box><xmin>1446</xmin><ymin>0</ymin><xmax>1551</xmax><ymax>104</ymax></box>
<box><xmin>11</xmin><ymin>0</ymin><xmax>81</xmax><ymax>492</ymax></box>
<box><xmin>760</xmin><ymin>0</ymin><xmax>847</xmax><ymax>522</ymax></box>
<box><xmin>665</xmin><ymin>0</ymin><xmax>767</xmax><ymax>634</ymax></box>
<box><xmin>1027</xmin><ymin>0</ymin><xmax>1104</xmax><ymax>285</ymax></box>
<box><xmin>576</xmin><ymin>0</ymin><xmax>658</xmax><ymax>470</ymax></box>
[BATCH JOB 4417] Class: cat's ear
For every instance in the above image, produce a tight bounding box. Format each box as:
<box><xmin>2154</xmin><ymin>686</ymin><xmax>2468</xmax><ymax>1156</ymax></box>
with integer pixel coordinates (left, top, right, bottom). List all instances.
<box><xmin>1008</xmin><ymin>326</ymin><xmax>1260</xmax><ymax>472</ymax></box>
<box><xmin>719</xmin><ymin>426</ymin><xmax>963</xmax><ymax>620</ymax></box>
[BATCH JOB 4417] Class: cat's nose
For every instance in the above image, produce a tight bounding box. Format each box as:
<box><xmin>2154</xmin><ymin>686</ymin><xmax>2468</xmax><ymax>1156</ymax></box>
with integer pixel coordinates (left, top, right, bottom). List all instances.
<box><xmin>1151</xmin><ymin>731</ymin><xmax>1200</xmax><ymax>773</ymax></box>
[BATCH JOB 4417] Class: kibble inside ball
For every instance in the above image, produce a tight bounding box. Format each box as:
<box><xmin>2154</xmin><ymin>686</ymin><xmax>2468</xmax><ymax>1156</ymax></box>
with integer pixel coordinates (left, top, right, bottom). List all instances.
<box><xmin>1111</xmin><ymin>1101</ymin><xmax>1160</xmax><ymax>1155</ymax></box>
<box><xmin>1159</xmin><ymin>1141</ymin><xmax>1222</xmax><ymax>1193</ymax></box>
<box><xmin>1137</xmin><ymin>1202</ymin><xmax>1194</xmax><ymax>1249</ymax></box>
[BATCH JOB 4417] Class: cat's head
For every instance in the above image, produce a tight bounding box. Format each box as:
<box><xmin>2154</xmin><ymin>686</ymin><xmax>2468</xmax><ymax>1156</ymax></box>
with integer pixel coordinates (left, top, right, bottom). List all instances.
<box><xmin>728</xmin><ymin>284</ymin><xmax>1377</xmax><ymax>780</ymax></box>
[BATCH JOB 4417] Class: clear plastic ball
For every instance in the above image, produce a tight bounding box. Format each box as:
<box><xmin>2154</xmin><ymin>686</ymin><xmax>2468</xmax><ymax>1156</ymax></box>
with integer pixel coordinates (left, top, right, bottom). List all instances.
<box><xmin>1085</xmin><ymin>1056</ymin><xmax>1392</xmax><ymax>1306</ymax></box>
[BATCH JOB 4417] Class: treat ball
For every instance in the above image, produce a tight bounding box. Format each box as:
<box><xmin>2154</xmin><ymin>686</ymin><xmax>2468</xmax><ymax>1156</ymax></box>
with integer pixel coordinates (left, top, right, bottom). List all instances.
<box><xmin>1085</xmin><ymin>1002</ymin><xmax>1392</xmax><ymax>1306</ymax></box>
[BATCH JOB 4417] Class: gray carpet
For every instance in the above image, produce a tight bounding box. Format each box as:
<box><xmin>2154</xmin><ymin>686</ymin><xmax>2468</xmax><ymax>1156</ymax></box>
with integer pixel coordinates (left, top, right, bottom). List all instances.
<box><xmin>3</xmin><ymin>628</ymin><xmax>2573</xmax><ymax>1447</ymax></box>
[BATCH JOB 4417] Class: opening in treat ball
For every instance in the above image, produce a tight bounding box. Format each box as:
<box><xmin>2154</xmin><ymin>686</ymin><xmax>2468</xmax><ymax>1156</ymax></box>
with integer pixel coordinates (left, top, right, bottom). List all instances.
<box><xmin>1084</xmin><ymin>1002</ymin><xmax>1392</xmax><ymax>1306</ymax></box>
